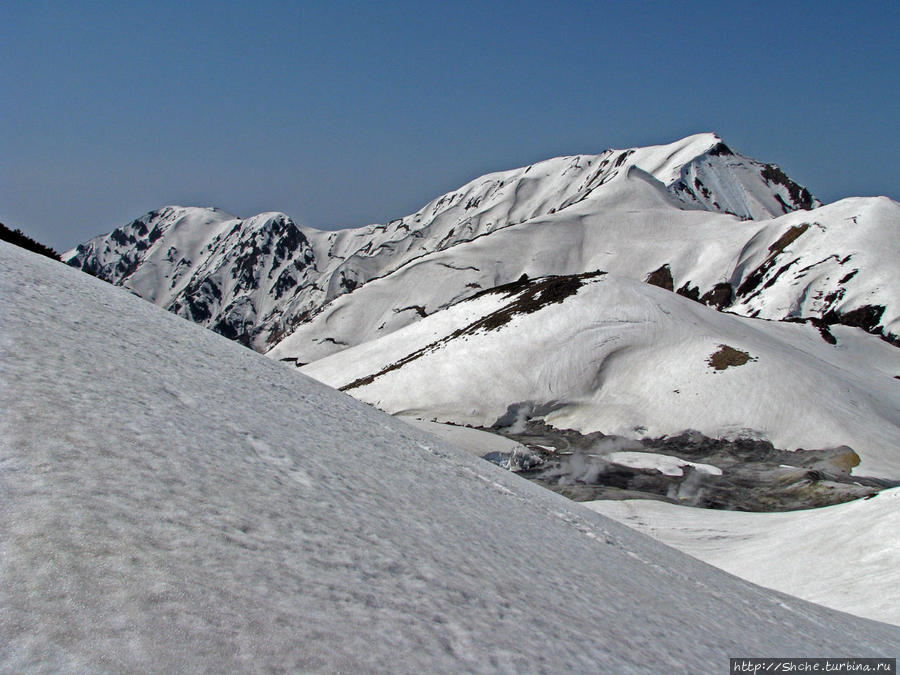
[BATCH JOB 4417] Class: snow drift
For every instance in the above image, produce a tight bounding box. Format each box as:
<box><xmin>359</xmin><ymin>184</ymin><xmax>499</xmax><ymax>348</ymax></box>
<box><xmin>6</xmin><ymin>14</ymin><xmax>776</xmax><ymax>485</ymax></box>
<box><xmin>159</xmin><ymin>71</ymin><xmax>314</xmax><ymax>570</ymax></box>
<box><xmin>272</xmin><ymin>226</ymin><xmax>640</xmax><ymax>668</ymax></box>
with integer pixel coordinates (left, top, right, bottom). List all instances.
<box><xmin>586</xmin><ymin>489</ymin><xmax>900</xmax><ymax>626</ymax></box>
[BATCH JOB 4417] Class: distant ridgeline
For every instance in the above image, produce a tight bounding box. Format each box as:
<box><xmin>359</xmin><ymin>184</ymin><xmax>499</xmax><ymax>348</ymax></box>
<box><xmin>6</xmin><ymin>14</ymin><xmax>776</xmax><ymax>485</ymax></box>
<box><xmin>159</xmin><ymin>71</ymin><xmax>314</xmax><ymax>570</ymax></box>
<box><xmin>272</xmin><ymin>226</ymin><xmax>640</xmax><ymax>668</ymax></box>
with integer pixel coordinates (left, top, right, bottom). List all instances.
<box><xmin>65</xmin><ymin>133</ymin><xmax>898</xmax><ymax>351</ymax></box>
<box><xmin>1</xmin><ymin>223</ymin><xmax>60</xmax><ymax>261</ymax></box>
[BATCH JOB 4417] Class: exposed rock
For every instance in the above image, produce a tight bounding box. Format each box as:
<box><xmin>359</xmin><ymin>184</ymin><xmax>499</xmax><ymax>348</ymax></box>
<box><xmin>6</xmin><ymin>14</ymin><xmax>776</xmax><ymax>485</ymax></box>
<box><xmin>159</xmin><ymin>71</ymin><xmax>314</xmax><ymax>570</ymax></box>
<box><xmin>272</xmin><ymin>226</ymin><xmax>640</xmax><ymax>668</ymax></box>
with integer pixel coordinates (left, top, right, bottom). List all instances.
<box><xmin>645</xmin><ymin>264</ymin><xmax>674</xmax><ymax>291</ymax></box>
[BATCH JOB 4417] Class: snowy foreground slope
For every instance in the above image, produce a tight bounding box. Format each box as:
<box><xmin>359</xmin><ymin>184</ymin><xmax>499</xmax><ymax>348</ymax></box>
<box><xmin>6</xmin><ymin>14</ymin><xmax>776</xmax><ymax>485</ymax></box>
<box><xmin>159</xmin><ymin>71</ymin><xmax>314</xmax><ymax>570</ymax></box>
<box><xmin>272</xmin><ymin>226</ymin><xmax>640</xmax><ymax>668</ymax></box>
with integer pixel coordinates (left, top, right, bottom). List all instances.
<box><xmin>3</xmin><ymin>242</ymin><xmax>899</xmax><ymax>670</ymax></box>
<box><xmin>301</xmin><ymin>272</ymin><xmax>900</xmax><ymax>478</ymax></box>
<box><xmin>585</xmin><ymin>490</ymin><xmax>900</xmax><ymax>626</ymax></box>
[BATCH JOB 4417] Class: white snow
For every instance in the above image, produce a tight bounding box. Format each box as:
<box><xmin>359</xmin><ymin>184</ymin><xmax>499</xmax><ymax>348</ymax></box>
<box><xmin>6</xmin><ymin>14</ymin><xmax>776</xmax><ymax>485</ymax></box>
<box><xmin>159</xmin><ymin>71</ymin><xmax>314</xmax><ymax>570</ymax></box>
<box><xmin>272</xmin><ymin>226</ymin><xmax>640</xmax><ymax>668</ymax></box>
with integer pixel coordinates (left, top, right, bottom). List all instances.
<box><xmin>3</xmin><ymin>241</ymin><xmax>898</xmax><ymax>670</ymax></box>
<box><xmin>604</xmin><ymin>451</ymin><xmax>723</xmax><ymax>477</ymax></box>
<box><xmin>585</xmin><ymin>490</ymin><xmax>900</xmax><ymax>626</ymax></box>
<box><xmin>71</xmin><ymin>134</ymin><xmax>874</xmax><ymax>360</ymax></box>
<box><xmin>270</xmin><ymin>163</ymin><xmax>897</xmax><ymax>364</ymax></box>
<box><xmin>397</xmin><ymin>417</ymin><xmax>527</xmax><ymax>457</ymax></box>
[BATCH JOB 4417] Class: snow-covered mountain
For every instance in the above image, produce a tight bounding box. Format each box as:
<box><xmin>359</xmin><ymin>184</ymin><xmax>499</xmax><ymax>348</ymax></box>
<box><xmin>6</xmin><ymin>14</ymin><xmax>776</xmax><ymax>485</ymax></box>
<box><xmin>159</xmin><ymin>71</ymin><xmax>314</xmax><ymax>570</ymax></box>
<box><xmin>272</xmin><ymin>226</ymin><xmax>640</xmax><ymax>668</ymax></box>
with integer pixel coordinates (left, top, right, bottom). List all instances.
<box><xmin>69</xmin><ymin>132</ymin><xmax>898</xmax><ymax>359</ymax></box>
<box><xmin>300</xmin><ymin>270</ymin><xmax>900</xmax><ymax>479</ymax></box>
<box><xmin>61</xmin><ymin>131</ymin><xmax>900</xmax><ymax>491</ymax></box>
<box><xmin>265</xmin><ymin>167</ymin><xmax>896</xmax><ymax>363</ymax></box>
<box><xmin>4</xmin><ymin>241</ymin><xmax>899</xmax><ymax>670</ymax></box>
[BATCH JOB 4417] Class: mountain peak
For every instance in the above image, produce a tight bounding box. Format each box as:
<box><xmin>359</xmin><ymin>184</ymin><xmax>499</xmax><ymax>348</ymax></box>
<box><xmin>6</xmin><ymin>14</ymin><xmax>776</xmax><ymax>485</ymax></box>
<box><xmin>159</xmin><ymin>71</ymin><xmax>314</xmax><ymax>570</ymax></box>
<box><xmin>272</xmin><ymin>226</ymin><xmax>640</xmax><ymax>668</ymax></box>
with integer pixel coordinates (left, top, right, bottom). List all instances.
<box><xmin>65</xmin><ymin>133</ymin><xmax>851</xmax><ymax>352</ymax></box>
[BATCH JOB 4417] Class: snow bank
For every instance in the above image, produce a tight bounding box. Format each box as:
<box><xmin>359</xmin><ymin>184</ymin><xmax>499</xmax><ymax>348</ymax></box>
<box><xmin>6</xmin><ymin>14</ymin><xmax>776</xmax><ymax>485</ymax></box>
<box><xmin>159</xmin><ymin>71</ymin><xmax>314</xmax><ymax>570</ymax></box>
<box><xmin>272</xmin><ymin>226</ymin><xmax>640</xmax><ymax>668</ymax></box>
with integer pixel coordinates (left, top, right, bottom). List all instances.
<box><xmin>585</xmin><ymin>489</ymin><xmax>900</xmax><ymax>626</ymax></box>
<box><xmin>604</xmin><ymin>451</ymin><xmax>723</xmax><ymax>477</ymax></box>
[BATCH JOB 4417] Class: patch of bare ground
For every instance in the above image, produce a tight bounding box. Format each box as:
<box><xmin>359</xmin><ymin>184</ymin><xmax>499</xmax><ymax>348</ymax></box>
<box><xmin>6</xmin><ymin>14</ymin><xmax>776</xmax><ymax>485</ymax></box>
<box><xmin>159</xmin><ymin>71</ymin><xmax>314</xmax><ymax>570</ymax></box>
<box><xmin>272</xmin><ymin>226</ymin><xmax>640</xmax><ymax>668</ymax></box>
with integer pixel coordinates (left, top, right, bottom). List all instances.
<box><xmin>645</xmin><ymin>264</ymin><xmax>674</xmax><ymax>291</ymax></box>
<box><xmin>707</xmin><ymin>344</ymin><xmax>756</xmax><ymax>370</ymax></box>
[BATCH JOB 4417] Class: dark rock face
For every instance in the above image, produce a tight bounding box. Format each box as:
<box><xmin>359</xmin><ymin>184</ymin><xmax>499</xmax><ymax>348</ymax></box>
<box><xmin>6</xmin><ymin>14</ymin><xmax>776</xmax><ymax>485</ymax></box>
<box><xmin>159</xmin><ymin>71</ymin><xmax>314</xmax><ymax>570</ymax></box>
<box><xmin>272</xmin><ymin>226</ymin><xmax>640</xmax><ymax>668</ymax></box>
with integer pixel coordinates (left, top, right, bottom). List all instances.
<box><xmin>676</xmin><ymin>282</ymin><xmax>700</xmax><ymax>302</ymax></box>
<box><xmin>645</xmin><ymin>264</ymin><xmax>674</xmax><ymax>291</ymax></box>
<box><xmin>737</xmin><ymin>224</ymin><xmax>810</xmax><ymax>298</ymax></box>
<box><xmin>823</xmin><ymin>304</ymin><xmax>885</xmax><ymax>334</ymax></box>
<box><xmin>700</xmin><ymin>282</ymin><xmax>733</xmax><ymax>309</ymax></box>
<box><xmin>66</xmin><ymin>208</ymin><xmax>320</xmax><ymax>352</ymax></box>
<box><xmin>177</xmin><ymin>278</ymin><xmax>222</xmax><ymax>323</ymax></box>
<box><xmin>760</xmin><ymin>164</ymin><xmax>815</xmax><ymax>211</ymax></box>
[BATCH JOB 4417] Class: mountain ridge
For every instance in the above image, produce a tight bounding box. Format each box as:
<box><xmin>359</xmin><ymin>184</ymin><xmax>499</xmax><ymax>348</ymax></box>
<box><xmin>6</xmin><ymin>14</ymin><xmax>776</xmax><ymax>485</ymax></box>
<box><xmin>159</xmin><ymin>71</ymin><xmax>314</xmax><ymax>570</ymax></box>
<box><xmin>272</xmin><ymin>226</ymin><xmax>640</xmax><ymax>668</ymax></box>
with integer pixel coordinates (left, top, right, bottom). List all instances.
<box><xmin>66</xmin><ymin>133</ymin><xmax>848</xmax><ymax>352</ymax></box>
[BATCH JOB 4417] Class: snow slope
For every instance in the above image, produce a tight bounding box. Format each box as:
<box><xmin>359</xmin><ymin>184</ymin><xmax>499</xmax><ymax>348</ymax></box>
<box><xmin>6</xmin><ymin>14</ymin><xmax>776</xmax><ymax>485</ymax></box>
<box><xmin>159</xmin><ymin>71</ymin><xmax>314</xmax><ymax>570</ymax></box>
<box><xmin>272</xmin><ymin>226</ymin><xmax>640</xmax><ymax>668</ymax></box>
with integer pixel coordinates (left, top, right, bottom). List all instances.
<box><xmin>301</xmin><ymin>272</ymin><xmax>900</xmax><ymax>478</ymax></box>
<box><xmin>64</xmin><ymin>206</ymin><xmax>320</xmax><ymax>347</ymax></box>
<box><xmin>3</xmin><ymin>241</ymin><xmax>899</xmax><ymax>670</ymax></box>
<box><xmin>398</xmin><ymin>416</ymin><xmax>528</xmax><ymax>458</ymax></box>
<box><xmin>585</xmin><ymin>490</ymin><xmax>900</xmax><ymax>626</ymax></box>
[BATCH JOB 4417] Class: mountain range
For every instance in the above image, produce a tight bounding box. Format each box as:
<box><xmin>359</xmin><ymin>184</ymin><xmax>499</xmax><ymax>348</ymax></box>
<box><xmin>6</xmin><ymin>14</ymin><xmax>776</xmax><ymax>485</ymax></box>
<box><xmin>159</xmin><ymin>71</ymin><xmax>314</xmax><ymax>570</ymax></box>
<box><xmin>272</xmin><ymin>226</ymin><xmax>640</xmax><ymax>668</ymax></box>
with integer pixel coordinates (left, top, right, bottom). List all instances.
<box><xmin>65</xmin><ymin>133</ymin><xmax>899</xmax><ymax>481</ymax></box>
<box><xmin>65</xmin><ymin>133</ymin><xmax>899</xmax><ymax>356</ymax></box>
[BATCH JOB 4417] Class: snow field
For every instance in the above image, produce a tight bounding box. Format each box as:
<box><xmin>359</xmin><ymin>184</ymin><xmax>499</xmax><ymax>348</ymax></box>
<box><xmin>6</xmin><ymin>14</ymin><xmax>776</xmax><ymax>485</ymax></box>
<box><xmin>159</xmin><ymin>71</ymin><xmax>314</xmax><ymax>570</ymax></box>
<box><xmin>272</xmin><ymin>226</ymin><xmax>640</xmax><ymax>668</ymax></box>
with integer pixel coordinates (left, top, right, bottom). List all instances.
<box><xmin>3</xmin><ymin>241</ymin><xmax>898</xmax><ymax>671</ymax></box>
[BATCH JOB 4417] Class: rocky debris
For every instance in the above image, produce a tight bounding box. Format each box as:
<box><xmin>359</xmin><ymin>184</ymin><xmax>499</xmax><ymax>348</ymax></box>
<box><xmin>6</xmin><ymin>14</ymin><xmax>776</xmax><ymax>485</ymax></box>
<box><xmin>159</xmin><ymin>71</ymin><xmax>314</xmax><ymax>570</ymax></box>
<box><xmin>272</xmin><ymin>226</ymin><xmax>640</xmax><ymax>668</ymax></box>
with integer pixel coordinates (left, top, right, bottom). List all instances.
<box><xmin>483</xmin><ymin>421</ymin><xmax>896</xmax><ymax>512</ymax></box>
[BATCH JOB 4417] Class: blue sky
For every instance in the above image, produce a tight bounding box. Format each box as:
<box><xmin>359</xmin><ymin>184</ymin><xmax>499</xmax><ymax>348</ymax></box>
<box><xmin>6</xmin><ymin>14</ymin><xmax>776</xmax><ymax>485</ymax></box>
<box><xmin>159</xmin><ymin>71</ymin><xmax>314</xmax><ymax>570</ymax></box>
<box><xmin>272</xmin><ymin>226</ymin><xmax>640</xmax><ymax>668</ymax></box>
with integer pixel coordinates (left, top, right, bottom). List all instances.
<box><xmin>3</xmin><ymin>0</ymin><xmax>898</xmax><ymax>250</ymax></box>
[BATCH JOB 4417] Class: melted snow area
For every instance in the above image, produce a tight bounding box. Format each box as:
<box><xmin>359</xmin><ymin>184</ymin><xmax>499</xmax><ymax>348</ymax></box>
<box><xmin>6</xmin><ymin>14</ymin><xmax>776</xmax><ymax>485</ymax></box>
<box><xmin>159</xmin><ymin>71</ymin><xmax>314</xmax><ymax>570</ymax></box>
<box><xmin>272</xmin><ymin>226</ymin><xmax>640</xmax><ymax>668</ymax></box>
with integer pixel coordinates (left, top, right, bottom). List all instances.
<box><xmin>3</xmin><ymin>242</ymin><xmax>899</xmax><ymax>670</ymax></box>
<box><xmin>585</xmin><ymin>489</ymin><xmax>900</xmax><ymax>626</ymax></box>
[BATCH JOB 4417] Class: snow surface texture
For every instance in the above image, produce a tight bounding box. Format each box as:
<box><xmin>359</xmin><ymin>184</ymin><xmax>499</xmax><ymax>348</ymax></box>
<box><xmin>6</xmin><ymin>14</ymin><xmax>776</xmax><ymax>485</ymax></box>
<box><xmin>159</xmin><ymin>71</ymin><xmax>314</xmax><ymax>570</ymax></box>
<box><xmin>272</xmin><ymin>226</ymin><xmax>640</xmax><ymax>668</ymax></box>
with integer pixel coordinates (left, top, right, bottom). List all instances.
<box><xmin>302</xmin><ymin>273</ymin><xmax>900</xmax><ymax>478</ymax></box>
<box><xmin>398</xmin><ymin>416</ymin><xmax>528</xmax><ymax>457</ymax></box>
<box><xmin>585</xmin><ymin>490</ymin><xmax>900</xmax><ymax>626</ymax></box>
<box><xmin>68</xmin><ymin>132</ymin><xmax>899</xmax><ymax>359</ymax></box>
<box><xmin>3</xmin><ymin>241</ymin><xmax>899</xmax><ymax>671</ymax></box>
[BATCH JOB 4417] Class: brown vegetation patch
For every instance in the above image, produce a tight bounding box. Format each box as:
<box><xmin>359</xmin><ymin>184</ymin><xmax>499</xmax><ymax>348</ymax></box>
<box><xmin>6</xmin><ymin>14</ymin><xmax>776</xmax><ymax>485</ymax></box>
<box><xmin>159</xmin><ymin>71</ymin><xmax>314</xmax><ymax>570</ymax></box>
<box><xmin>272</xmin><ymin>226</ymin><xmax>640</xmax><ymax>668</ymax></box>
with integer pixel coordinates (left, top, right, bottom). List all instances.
<box><xmin>768</xmin><ymin>223</ymin><xmax>810</xmax><ymax>254</ymax></box>
<box><xmin>707</xmin><ymin>344</ymin><xmax>756</xmax><ymax>371</ymax></box>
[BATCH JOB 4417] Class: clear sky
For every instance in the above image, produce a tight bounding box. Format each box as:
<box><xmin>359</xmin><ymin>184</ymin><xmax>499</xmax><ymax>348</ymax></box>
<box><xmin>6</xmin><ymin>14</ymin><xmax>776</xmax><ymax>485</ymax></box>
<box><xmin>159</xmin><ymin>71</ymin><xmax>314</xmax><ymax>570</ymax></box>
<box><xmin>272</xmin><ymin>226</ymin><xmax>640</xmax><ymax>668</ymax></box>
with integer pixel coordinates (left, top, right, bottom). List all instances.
<box><xmin>3</xmin><ymin>0</ymin><xmax>898</xmax><ymax>251</ymax></box>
